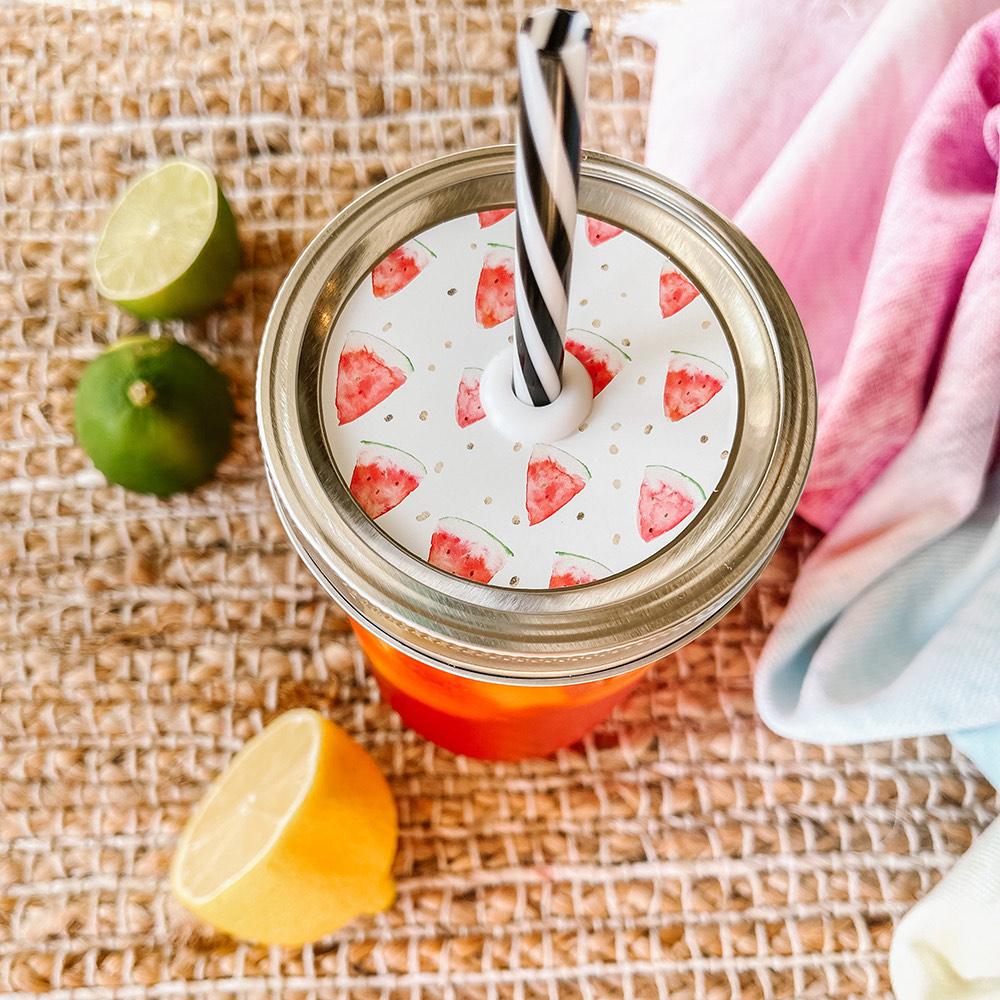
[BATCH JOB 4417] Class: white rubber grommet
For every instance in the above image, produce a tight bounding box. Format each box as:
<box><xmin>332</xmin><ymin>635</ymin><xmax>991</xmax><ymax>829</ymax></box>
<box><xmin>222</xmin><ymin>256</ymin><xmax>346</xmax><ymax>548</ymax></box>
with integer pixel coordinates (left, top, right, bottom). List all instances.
<box><xmin>480</xmin><ymin>349</ymin><xmax>593</xmax><ymax>444</ymax></box>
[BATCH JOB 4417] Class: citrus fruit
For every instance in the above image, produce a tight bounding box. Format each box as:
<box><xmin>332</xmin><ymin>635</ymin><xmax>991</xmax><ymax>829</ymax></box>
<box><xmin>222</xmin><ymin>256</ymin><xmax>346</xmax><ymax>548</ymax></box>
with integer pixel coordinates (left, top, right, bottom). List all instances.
<box><xmin>171</xmin><ymin>708</ymin><xmax>397</xmax><ymax>945</ymax></box>
<box><xmin>74</xmin><ymin>335</ymin><xmax>233</xmax><ymax>496</ymax></box>
<box><xmin>93</xmin><ymin>159</ymin><xmax>240</xmax><ymax>319</ymax></box>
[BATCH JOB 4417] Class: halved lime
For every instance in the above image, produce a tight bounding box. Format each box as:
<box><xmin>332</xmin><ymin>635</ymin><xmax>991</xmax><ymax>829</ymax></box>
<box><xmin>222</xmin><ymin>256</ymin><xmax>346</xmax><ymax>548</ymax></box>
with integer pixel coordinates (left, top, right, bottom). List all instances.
<box><xmin>75</xmin><ymin>336</ymin><xmax>234</xmax><ymax>497</ymax></box>
<box><xmin>93</xmin><ymin>160</ymin><xmax>240</xmax><ymax>320</ymax></box>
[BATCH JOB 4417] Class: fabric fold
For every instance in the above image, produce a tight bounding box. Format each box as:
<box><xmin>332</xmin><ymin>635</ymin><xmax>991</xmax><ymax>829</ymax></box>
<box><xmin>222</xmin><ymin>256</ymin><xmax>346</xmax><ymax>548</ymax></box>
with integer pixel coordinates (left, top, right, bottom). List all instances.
<box><xmin>628</xmin><ymin>6</ymin><xmax>1000</xmax><ymax>995</ymax></box>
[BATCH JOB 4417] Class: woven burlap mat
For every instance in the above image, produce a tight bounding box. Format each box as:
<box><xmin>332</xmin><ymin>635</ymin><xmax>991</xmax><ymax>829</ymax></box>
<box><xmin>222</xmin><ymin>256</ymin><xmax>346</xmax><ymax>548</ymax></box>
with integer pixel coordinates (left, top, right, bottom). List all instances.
<box><xmin>2</xmin><ymin>2</ymin><xmax>997</xmax><ymax>998</ymax></box>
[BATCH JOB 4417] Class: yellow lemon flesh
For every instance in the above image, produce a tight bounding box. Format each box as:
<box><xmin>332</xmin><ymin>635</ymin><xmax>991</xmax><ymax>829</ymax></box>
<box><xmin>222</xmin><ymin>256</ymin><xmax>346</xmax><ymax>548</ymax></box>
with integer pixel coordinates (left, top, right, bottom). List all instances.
<box><xmin>170</xmin><ymin>709</ymin><xmax>397</xmax><ymax>945</ymax></box>
<box><xmin>93</xmin><ymin>159</ymin><xmax>239</xmax><ymax>319</ymax></box>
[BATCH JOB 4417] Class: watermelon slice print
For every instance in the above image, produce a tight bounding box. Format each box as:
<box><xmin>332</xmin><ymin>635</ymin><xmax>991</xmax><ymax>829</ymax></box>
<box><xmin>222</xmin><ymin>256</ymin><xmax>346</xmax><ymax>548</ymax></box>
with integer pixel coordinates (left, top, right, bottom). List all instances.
<box><xmin>586</xmin><ymin>218</ymin><xmax>624</xmax><ymax>247</ymax></box>
<box><xmin>475</xmin><ymin>246</ymin><xmax>515</xmax><ymax>328</ymax></box>
<box><xmin>564</xmin><ymin>328</ymin><xmax>630</xmax><ymax>397</ymax></box>
<box><xmin>548</xmin><ymin>551</ymin><xmax>611</xmax><ymax>589</ymax></box>
<box><xmin>659</xmin><ymin>266</ymin><xmax>700</xmax><ymax>318</ymax></box>
<box><xmin>349</xmin><ymin>441</ymin><xmax>426</xmax><ymax>520</ymax></box>
<box><xmin>479</xmin><ymin>208</ymin><xmax>514</xmax><ymax>228</ymax></box>
<box><xmin>427</xmin><ymin>517</ymin><xmax>512</xmax><ymax>584</ymax></box>
<box><xmin>455</xmin><ymin>367</ymin><xmax>486</xmax><ymax>428</ymax></box>
<box><xmin>526</xmin><ymin>444</ymin><xmax>591</xmax><ymax>525</ymax></box>
<box><xmin>637</xmin><ymin>466</ymin><xmax>705</xmax><ymax>542</ymax></box>
<box><xmin>371</xmin><ymin>240</ymin><xmax>433</xmax><ymax>299</ymax></box>
<box><xmin>335</xmin><ymin>331</ymin><xmax>413</xmax><ymax>425</ymax></box>
<box><xmin>664</xmin><ymin>351</ymin><xmax>728</xmax><ymax>421</ymax></box>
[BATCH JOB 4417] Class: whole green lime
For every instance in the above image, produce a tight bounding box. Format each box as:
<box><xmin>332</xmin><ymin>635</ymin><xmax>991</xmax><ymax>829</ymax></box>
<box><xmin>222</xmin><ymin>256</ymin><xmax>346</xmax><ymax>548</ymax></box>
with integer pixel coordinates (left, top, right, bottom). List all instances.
<box><xmin>75</xmin><ymin>336</ymin><xmax>234</xmax><ymax>496</ymax></box>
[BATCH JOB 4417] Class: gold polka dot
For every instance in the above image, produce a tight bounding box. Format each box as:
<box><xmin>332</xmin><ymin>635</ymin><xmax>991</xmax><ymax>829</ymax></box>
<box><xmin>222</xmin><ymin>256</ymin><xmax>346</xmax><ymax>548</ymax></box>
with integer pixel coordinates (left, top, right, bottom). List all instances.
<box><xmin>447</xmin><ymin>288</ymin><xmax>457</xmax><ymax>296</ymax></box>
<box><xmin>512</xmin><ymin>515</ymin><xmax>521</xmax><ymax>525</ymax></box>
<box><xmin>419</xmin><ymin>410</ymin><xmax>428</xmax><ymax>421</ymax></box>
<box><xmin>428</xmin><ymin>363</ymin><xmax>436</xmax><ymax>372</ymax></box>
<box><xmin>612</xmin><ymin>479</ymin><xmax>621</xmax><ymax>489</ymax></box>
<box><xmin>611</xmin><ymin>422</ymin><xmax>621</xmax><ymax>431</ymax></box>
<box><xmin>620</xmin><ymin>291</ymin><xmax>627</xmax><ymax>298</ymax></box>
<box><xmin>643</xmin><ymin>424</ymin><xmax>652</xmax><ymax>435</ymax></box>
<box><xmin>382</xmin><ymin>322</ymin><xmax>392</xmax><ymax>332</ymax></box>
<box><xmin>592</xmin><ymin>319</ymin><xmax>602</xmax><ymax>329</ymax></box>
<box><xmin>621</xmin><ymin>338</ymin><xmax>630</xmax><ymax>347</ymax></box>
<box><xmin>507</xmin><ymin>334</ymin><xmax>514</xmax><ymax>344</ymax></box>
<box><xmin>444</xmin><ymin>340</ymin><xmax>453</xmax><ymax>349</ymax></box>
<box><xmin>612</xmin><ymin>533</ymin><xmax>621</xmax><ymax>545</ymax></box>
<box><xmin>577</xmin><ymin>421</ymin><xmax>589</xmax><ymax>432</ymax></box>
<box><xmin>416</xmin><ymin>511</ymin><xmax>430</xmax><ymax>521</ymax></box>
<box><xmin>576</xmin><ymin>512</ymin><xmax>585</xmax><ymax>520</ymax></box>
<box><xmin>513</xmin><ymin>441</ymin><xmax>522</xmax><ymax>452</ymax></box>
<box><xmin>702</xmin><ymin>320</ymin><xmax>711</xmax><ymax>329</ymax></box>
<box><xmin>700</xmin><ymin>435</ymin><xmax>708</xmax><ymax>443</ymax></box>
<box><xmin>470</xmin><ymin>243</ymin><xmax>478</xmax><ymax>250</ymax></box>
<box><xmin>384</xmin><ymin>414</ymin><xmax>393</xmax><ymax>422</ymax></box>
<box><xmin>609</xmin><ymin>444</ymin><xmax>619</xmax><ymax>455</ymax></box>
<box><xmin>434</xmin><ymin>461</ymin><xmax>444</xmax><ymax>473</ymax></box>
<box><xmin>601</xmin><ymin>263</ymin><xmax>609</xmax><ymax>271</ymax></box>
<box><xmin>637</xmin><ymin>376</ymin><xmax>646</xmax><ymax>385</ymax></box>
<box><xmin>466</xmin><ymin>442</ymin><xmax>474</xmax><ymax>450</ymax></box>
<box><xmin>484</xmin><ymin>496</ymin><xmax>493</xmax><ymax>505</ymax></box>
<box><xmin>721</xmin><ymin>449</ymin><xmax>730</xmax><ymax>460</ymax></box>
<box><xmin>580</xmin><ymin>298</ymin><xmax>588</xmax><ymax>306</ymax></box>
<box><xmin>509</xmin><ymin>576</ymin><xmax>520</xmax><ymax>586</ymax></box>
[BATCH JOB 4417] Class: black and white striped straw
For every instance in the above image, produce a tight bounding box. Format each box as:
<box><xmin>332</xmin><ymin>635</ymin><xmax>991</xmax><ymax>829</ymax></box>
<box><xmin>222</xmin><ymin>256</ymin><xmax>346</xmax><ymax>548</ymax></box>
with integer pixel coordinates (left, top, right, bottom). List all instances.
<box><xmin>514</xmin><ymin>7</ymin><xmax>592</xmax><ymax>406</ymax></box>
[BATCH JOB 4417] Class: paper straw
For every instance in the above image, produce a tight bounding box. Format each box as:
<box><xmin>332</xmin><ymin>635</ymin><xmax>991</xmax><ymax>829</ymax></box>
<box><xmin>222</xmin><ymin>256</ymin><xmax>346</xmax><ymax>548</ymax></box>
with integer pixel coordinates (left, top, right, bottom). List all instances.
<box><xmin>513</xmin><ymin>7</ymin><xmax>592</xmax><ymax>406</ymax></box>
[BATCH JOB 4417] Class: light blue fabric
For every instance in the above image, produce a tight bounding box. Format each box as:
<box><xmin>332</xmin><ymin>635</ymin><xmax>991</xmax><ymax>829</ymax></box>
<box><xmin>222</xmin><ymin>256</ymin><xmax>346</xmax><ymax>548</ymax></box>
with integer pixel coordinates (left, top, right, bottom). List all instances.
<box><xmin>756</xmin><ymin>466</ymin><xmax>1000</xmax><ymax>785</ymax></box>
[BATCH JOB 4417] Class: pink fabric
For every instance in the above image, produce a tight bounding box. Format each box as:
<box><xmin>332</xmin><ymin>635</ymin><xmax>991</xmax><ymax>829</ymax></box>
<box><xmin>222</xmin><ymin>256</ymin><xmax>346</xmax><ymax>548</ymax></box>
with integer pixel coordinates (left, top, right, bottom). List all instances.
<box><xmin>626</xmin><ymin>0</ymin><xmax>1000</xmax><ymax>531</ymax></box>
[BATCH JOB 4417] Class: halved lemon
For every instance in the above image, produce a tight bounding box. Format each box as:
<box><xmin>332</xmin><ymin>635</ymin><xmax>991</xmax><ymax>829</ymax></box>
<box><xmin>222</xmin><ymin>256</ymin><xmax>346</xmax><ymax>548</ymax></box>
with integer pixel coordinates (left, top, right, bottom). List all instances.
<box><xmin>170</xmin><ymin>709</ymin><xmax>397</xmax><ymax>945</ymax></box>
<box><xmin>93</xmin><ymin>159</ymin><xmax>240</xmax><ymax>319</ymax></box>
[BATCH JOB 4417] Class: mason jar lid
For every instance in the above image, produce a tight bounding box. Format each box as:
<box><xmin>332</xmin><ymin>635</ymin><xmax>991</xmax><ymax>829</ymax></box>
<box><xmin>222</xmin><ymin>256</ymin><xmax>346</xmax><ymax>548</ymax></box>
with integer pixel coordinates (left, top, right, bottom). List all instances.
<box><xmin>257</xmin><ymin>146</ymin><xmax>815</xmax><ymax>685</ymax></box>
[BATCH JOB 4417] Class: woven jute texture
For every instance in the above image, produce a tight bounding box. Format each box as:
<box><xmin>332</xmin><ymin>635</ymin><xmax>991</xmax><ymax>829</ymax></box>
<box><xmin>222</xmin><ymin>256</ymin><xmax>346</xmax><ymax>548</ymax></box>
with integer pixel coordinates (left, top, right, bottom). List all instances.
<box><xmin>2</xmin><ymin>2</ymin><xmax>997</xmax><ymax>998</ymax></box>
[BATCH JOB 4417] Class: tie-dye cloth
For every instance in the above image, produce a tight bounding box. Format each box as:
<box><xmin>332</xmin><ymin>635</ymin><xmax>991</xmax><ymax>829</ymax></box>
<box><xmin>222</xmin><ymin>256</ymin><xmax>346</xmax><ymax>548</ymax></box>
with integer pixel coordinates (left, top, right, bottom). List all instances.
<box><xmin>626</xmin><ymin>3</ymin><xmax>1000</xmax><ymax>996</ymax></box>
